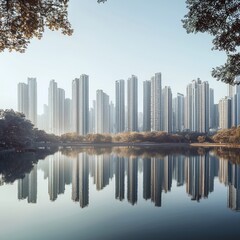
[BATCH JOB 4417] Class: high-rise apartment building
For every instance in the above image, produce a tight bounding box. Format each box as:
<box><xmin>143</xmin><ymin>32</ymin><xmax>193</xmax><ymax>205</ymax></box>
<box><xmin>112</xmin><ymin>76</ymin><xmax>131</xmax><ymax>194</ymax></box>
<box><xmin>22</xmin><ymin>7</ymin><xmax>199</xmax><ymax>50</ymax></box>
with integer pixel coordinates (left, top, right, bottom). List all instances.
<box><xmin>174</xmin><ymin>93</ymin><xmax>184</xmax><ymax>132</ymax></box>
<box><xmin>209</xmin><ymin>88</ymin><xmax>215</xmax><ymax>129</ymax></box>
<box><xmin>48</xmin><ymin>80</ymin><xmax>65</xmax><ymax>135</ymax></box>
<box><xmin>64</xmin><ymin>98</ymin><xmax>71</xmax><ymax>133</ymax></box>
<box><xmin>96</xmin><ymin>90</ymin><xmax>110</xmax><ymax>133</ymax></box>
<box><xmin>17</xmin><ymin>78</ymin><xmax>37</xmax><ymax>126</ymax></box>
<box><xmin>162</xmin><ymin>86</ymin><xmax>172</xmax><ymax>133</ymax></box>
<box><xmin>219</xmin><ymin>97</ymin><xmax>232</xmax><ymax>129</ymax></box>
<box><xmin>72</xmin><ymin>75</ymin><xmax>89</xmax><ymax>135</ymax></box>
<box><xmin>115</xmin><ymin>80</ymin><xmax>125</xmax><ymax>133</ymax></box>
<box><xmin>109</xmin><ymin>101</ymin><xmax>115</xmax><ymax>133</ymax></box>
<box><xmin>18</xmin><ymin>82</ymin><xmax>29</xmax><ymax>118</ymax></box>
<box><xmin>48</xmin><ymin>80</ymin><xmax>58</xmax><ymax>134</ymax></box>
<box><xmin>89</xmin><ymin>100</ymin><xmax>96</xmax><ymax>133</ymax></box>
<box><xmin>127</xmin><ymin>75</ymin><xmax>138</xmax><ymax>132</ymax></box>
<box><xmin>235</xmin><ymin>85</ymin><xmax>240</xmax><ymax>126</ymax></box>
<box><xmin>57</xmin><ymin>88</ymin><xmax>65</xmax><ymax>135</ymax></box>
<box><xmin>185</xmin><ymin>79</ymin><xmax>209</xmax><ymax>132</ymax></box>
<box><xmin>28</xmin><ymin>78</ymin><xmax>37</xmax><ymax>126</ymax></box>
<box><xmin>143</xmin><ymin>80</ymin><xmax>151</xmax><ymax>131</ymax></box>
<box><xmin>151</xmin><ymin>73</ymin><xmax>162</xmax><ymax>131</ymax></box>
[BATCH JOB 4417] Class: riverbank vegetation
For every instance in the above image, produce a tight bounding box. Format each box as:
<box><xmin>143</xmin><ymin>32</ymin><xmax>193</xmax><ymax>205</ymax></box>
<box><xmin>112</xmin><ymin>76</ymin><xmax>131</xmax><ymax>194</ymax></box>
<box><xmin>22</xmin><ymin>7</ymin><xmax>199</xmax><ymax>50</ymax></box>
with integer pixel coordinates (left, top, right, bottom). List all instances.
<box><xmin>1</xmin><ymin>110</ymin><xmax>240</xmax><ymax>151</ymax></box>
<box><xmin>0</xmin><ymin>109</ymin><xmax>58</xmax><ymax>150</ymax></box>
<box><xmin>60</xmin><ymin>131</ymin><xmax>213</xmax><ymax>144</ymax></box>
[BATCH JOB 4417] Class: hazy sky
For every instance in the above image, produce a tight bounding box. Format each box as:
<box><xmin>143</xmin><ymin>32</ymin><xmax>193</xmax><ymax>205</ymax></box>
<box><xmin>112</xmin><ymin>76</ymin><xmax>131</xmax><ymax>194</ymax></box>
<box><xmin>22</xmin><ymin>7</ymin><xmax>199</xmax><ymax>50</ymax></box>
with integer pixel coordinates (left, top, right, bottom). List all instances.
<box><xmin>0</xmin><ymin>0</ymin><xmax>228</xmax><ymax>114</ymax></box>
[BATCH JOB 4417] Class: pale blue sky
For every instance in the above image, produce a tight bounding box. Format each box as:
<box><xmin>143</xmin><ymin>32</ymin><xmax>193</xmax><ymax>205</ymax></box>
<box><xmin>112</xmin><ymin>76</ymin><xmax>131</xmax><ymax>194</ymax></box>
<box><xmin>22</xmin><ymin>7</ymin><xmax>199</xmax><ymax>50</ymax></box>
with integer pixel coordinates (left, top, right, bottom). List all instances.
<box><xmin>0</xmin><ymin>0</ymin><xmax>228</xmax><ymax>113</ymax></box>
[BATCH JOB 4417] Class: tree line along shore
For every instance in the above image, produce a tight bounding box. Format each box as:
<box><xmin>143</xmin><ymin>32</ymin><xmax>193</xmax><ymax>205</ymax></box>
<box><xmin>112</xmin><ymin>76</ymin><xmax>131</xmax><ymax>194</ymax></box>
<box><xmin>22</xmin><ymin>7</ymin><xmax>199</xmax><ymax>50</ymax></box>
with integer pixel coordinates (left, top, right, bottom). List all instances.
<box><xmin>1</xmin><ymin>109</ymin><xmax>240</xmax><ymax>151</ymax></box>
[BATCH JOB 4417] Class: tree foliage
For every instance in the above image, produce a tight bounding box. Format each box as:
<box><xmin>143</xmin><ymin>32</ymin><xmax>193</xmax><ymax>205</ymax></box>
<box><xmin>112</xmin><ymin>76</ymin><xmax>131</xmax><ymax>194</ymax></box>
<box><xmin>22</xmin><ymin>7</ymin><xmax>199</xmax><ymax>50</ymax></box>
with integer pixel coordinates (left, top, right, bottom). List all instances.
<box><xmin>0</xmin><ymin>109</ymin><xmax>58</xmax><ymax>149</ymax></box>
<box><xmin>0</xmin><ymin>0</ymin><xmax>73</xmax><ymax>52</ymax></box>
<box><xmin>212</xmin><ymin>126</ymin><xmax>240</xmax><ymax>144</ymax></box>
<box><xmin>0</xmin><ymin>109</ymin><xmax>34</xmax><ymax>148</ymax></box>
<box><xmin>182</xmin><ymin>0</ymin><xmax>240</xmax><ymax>84</ymax></box>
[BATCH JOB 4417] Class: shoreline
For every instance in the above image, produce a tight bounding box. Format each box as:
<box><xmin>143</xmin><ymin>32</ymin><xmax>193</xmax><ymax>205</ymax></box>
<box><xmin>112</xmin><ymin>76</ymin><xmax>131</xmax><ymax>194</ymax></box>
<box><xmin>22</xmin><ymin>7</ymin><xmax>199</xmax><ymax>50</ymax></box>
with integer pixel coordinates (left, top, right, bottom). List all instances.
<box><xmin>38</xmin><ymin>142</ymin><xmax>240</xmax><ymax>149</ymax></box>
<box><xmin>1</xmin><ymin>142</ymin><xmax>240</xmax><ymax>153</ymax></box>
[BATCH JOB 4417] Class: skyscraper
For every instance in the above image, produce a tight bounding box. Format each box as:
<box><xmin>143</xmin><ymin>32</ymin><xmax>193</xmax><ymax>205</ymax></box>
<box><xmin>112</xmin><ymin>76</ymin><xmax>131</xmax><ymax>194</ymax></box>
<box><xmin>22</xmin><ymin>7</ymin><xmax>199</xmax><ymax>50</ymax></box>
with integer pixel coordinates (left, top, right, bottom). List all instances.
<box><xmin>175</xmin><ymin>93</ymin><xmax>184</xmax><ymax>132</ymax></box>
<box><xmin>185</xmin><ymin>79</ymin><xmax>209</xmax><ymax>132</ymax></box>
<box><xmin>28</xmin><ymin>78</ymin><xmax>37</xmax><ymax>126</ymax></box>
<box><xmin>235</xmin><ymin>84</ymin><xmax>240</xmax><ymax>126</ymax></box>
<box><xmin>96</xmin><ymin>90</ymin><xmax>110</xmax><ymax>133</ymax></box>
<box><xmin>151</xmin><ymin>73</ymin><xmax>162</xmax><ymax>131</ymax></box>
<box><xmin>57</xmin><ymin>88</ymin><xmax>65</xmax><ymax>135</ymax></box>
<box><xmin>64</xmin><ymin>98</ymin><xmax>71</xmax><ymax>133</ymax></box>
<box><xmin>115</xmin><ymin>80</ymin><xmax>125</xmax><ymax>133</ymax></box>
<box><xmin>219</xmin><ymin>97</ymin><xmax>232</xmax><ymax>129</ymax></box>
<box><xmin>209</xmin><ymin>88</ymin><xmax>215</xmax><ymax>129</ymax></box>
<box><xmin>48</xmin><ymin>80</ymin><xmax>58</xmax><ymax>134</ymax></box>
<box><xmin>17</xmin><ymin>83</ymin><xmax>29</xmax><ymax>118</ymax></box>
<box><xmin>109</xmin><ymin>101</ymin><xmax>115</xmax><ymax>133</ymax></box>
<box><xmin>143</xmin><ymin>80</ymin><xmax>151</xmax><ymax>131</ymax></box>
<box><xmin>89</xmin><ymin>100</ymin><xmax>96</xmax><ymax>133</ymax></box>
<box><xmin>72</xmin><ymin>75</ymin><xmax>89</xmax><ymax>135</ymax></box>
<box><xmin>127</xmin><ymin>75</ymin><xmax>138</xmax><ymax>132</ymax></box>
<box><xmin>48</xmin><ymin>80</ymin><xmax>65</xmax><ymax>135</ymax></box>
<box><xmin>162</xmin><ymin>86</ymin><xmax>172</xmax><ymax>133</ymax></box>
<box><xmin>17</xmin><ymin>78</ymin><xmax>37</xmax><ymax>126</ymax></box>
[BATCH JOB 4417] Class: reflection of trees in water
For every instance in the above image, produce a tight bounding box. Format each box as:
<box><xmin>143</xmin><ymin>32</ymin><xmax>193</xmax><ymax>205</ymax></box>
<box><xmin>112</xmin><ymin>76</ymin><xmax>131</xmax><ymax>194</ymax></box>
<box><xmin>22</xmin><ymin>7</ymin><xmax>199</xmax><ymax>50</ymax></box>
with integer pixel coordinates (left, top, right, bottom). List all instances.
<box><xmin>0</xmin><ymin>148</ymin><xmax>57</xmax><ymax>183</ymax></box>
<box><xmin>214</xmin><ymin>148</ymin><xmax>240</xmax><ymax>164</ymax></box>
<box><xmin>61</xmin><ymin>147</ymin><xmax>113</xmax><ymax>158</ymax></box>
<box><xmin>60</xmin><ymin>146</ymin><xmax>209</xmax><ymax>159</ymax></box>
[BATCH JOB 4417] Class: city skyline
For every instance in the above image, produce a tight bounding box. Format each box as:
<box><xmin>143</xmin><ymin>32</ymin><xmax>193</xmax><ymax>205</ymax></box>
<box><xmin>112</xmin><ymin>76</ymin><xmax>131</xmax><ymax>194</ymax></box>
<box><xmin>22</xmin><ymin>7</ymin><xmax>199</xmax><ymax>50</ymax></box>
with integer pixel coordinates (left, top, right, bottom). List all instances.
<box><xmin>17</xmin><ymin>74</ymin><xmax>240</xmax><ymax>135</ymax></box>
<box><xmin>0</xmin><ymin>0</ymin><xmax>229</xmax><ymax>112</ymax></box>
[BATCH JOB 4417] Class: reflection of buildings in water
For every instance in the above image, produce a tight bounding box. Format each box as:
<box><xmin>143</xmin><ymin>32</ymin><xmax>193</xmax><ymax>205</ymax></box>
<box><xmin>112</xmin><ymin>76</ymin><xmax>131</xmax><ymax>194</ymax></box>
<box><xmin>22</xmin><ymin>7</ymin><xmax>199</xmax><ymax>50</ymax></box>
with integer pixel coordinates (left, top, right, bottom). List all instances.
<box><xmin>143</xmin><ymin>158</ymin><xmax>151</xmax><ymax>200</ymax></box>
<box><xmin>49</xmin><ymin>153</ymin><xmax>60</xmax><ymax>201</ymax></box>
<box><xmin>0</xmin><ymin>174</ymin><xmax>4</xmax><ymax>186</ymax></box>
<box><xmin>173</xmin><ymin>155</ymin><xmax>185</xmax><ymax>187</ymax></box>
<box><xmin>94</xmin><ymin>154</ymin><xmax>110</xmax><ymax>191</ymax></box>
<box><xmin>228</xmin><ymin>163</ymin><xmax>240</xmax><ymax>211</ymax></box>
<box><xmin>72</xmin><ymin>155</ymin><xmax>79</xmax><ymax>202</ymax></box>
<box><xmin>72</xmin><ymin>153</ymin><xmax>89</xmax><ymax>208</ymax></box>
<box><xmin>13</xmin><ymin>149</ymin><xmax>240</xmax><ymax>212</ymax></box>
<box><xmin>127</xmin><ymin>157</ymin><xmax>138</xmax><ymax>205</ymax></box>
<box><xmin>59</xmin><ymin>154</ymin><xmax>65</xmax><ymax>194</ymax></box>
<box><xmin>115</xmin><ymin>156</ymin><xmax>125</xmax><ymax>201</ymax></box>
<box><xmin>151</xmin><ymin>158</ymin><xmax>164</xmax><ymax>207</ymax></box>
<box><xmin>88</xmin><ymin>155</ymin><xmax>95</xmax><ymax>180</ymax></box>
<box><xmin>37</xmin><ymin>158</ymin><xmax>49</xmax><ymax>179</ymax></box>
<box><xmin>18</xmin><ymin>164</ymin><xmax>37</xmax><ymax>203</ymax></box>
<box><xmin>219</xmin><ymin>158</ymin><xmax>229</xmax><ymax>186</ymax></box>
<box><xmin>18</xmin><ymin>174</ymin><xmax>29</xmax><ymax>200</ymax></box>
<box><xmin>79</xmin><ymin>153</ymin><xmax>89</xmax><ymax>208</ymax></box>
<box><xmin>185</xmin><ymin>154</ymin><xmax>216</xmax><ymax>201</ymax></box>
<box><xmin>28</xmin><ymin>164</ymin><xmax>37</xmax><ymax>203</ymax></box>
<box><xmin>48</xmin><ymin>152</ymin><xmax>71</xmax><ymax>201</ymax></box>
<box><xmin>163</xmin><ymin>156</ymin><xmax>172</xmax><ymax>193</ymax></box>
<box><xmin>63</xmin><ymin>155</ymin><xmax>72</xmax><ymax>185</ymax></box>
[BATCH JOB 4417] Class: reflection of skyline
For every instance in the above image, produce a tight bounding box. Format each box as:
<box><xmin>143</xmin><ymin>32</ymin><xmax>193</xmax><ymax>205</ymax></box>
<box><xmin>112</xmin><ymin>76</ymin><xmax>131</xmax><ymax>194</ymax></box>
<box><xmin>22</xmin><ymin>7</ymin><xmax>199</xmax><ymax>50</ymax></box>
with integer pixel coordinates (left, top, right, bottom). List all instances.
<box><xmin>14</xmin><ymin>150</ymin><xmax>240</xmax><ymax>211</ymax></box>
<box><xmin>128</xmin><ymin>157</ymin><xmax>138</xmax><ymax>205</ymax></box>
<box><xmin>18</xmin><ymin>164</ymin><xmax>37</xmax><ymax>203</ymax></box>
<box><xmin>115</xmin><ymin>157</ymin><xmax>125</xmax><ymax>201</ymax></box>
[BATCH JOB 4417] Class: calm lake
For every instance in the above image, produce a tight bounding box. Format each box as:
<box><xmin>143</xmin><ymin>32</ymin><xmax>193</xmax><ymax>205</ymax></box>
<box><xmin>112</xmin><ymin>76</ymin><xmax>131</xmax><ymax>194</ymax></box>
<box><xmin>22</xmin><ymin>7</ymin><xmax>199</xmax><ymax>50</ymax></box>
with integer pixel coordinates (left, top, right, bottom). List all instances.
<box><xmin>1</xmin><ymin>146</ymin><xmax>240</xmax><ymax>240</ymax></box>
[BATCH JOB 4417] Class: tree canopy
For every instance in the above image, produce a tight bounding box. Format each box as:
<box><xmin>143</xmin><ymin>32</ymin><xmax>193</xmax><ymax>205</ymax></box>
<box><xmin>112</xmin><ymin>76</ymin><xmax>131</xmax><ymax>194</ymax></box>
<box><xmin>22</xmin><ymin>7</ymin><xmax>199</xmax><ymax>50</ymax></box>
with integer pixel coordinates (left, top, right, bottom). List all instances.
<box><xmin>0</xmin><ymin>109</ymin><xmax>59</xmax><ymax>149</ymax></box>
<box><xmin>0</xmin><ymin>0</ymin><xmax>73</xmax><ymax>53</ymax></box>
<box><xmin>182</xmin><ymin>0</ymin><xmax>240</xmax><ymax>84</ymax></box>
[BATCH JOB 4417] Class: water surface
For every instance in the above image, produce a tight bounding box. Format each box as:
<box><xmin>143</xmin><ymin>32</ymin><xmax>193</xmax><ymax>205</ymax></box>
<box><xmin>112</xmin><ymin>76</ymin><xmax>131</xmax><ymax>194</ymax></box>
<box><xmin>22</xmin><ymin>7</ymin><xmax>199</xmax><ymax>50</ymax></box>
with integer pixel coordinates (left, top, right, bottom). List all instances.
<box><xmin>0</xmin><ymin>147</ymin><xmax>240</xmax><ymax>240</ymax></box>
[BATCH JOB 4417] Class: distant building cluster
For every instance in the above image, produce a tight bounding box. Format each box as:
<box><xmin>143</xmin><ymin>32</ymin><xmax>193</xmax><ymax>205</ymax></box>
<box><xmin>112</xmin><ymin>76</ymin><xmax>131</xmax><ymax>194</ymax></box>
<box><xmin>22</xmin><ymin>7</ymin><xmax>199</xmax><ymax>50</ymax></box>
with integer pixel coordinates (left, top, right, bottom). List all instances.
<box><xmin>17</xmin><ymin>73</ymin><xmax>240</xmax><ymax>135</ymax></box>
